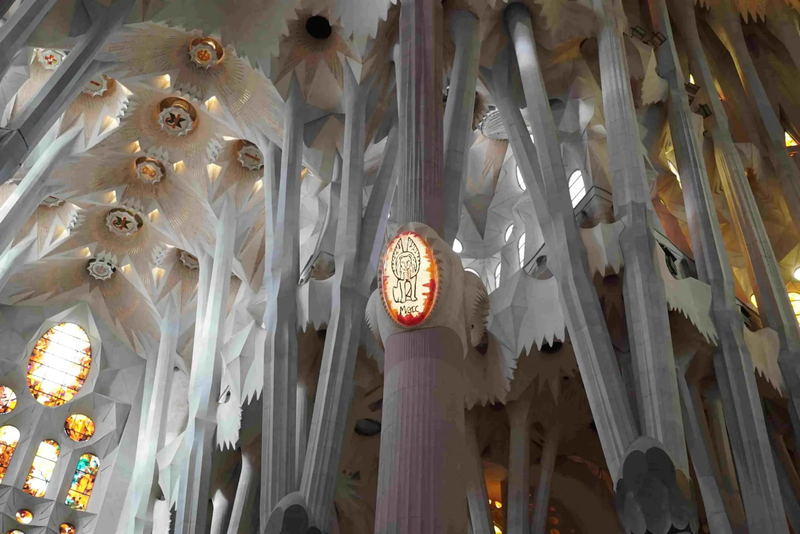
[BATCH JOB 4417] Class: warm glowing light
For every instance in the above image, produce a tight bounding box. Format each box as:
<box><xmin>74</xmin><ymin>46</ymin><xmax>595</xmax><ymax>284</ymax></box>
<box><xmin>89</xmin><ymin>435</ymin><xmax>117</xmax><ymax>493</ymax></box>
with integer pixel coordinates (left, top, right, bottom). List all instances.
<box><xmin>121</xmin><ymin>264</ymin><xmax>131</xmax><ymax>274</ymax></box>
<box><xmin>173</xmin><ymin>161</ymin><xmax>186</xmax><ymax>173</ymax></box>
<box><xmin>27</xmin><ymin>323</ymin><xmax>92</xmax><ymax>407</ymax></box>
<box><xmin>107</xmin><ymin>191</ymin><xmax>117</xmax><ymax>204</ymax></box>
<box><xmin>568</xmin><ymin>170</ymin><xmax>586</xmax><ymax>206</ymax></box>
<box><xmin>668</xmin><ymin>161</ymin><xmax>682</xmax><ymax>189</ymax></box>
<box><xmin>65</xmin><ymin>414</ymin><xmax>95</xmax><ymax>442</ymax></box>
<box><xmin>82</xmin><ymin>247</ymin><xmax>92</xmax><ymax>258</ymax></box>
<box><xmin>253</xmin><ymin>179</ymin><xmax>264</xmax><ymax>193</ymax></box>
<box><xmin>494</xmin><ymin>526</ymin><xmax>503</xmax><ymax>534</ymax></box>
<box><xmin>15</xmin><ymin>510</ymin><xmax>32</xmax><ymax>524</ymax></box>
<box><xmin>750</xmin><ymin>294</ymin><xmax>758</xmax><ymax>308</ymax></box>
<box><xmin>789</xmin><ymin>292</ymin><xmax>800</xmax><ymax>325</ymax></box>
<box><xmin>8</xmin><ymin>530</ymin><xmax>24</xmax><ymax>534</ymax></box>
<box><xmin>516</xmin><ymin>166</ymin><xmax>527</xmax><ymax>191</ymax></box>
<box><xmin>152</xmin><ymin>267</ymin><xmax>166</xmax><ymax>284</ymax></box>
<box><xmin>793</xmin><ymin>267</ymin><xmax>800</xmax><ymax>281</ymax></box>
<box><xmin>453</xmin><ymin>238</ymin><xmax>463</xmax><ymax>254</ymax></box>
<box><xmin>149</xmin><ymin>209</ymin><xmax>160</xmax><ymax>222</ymax></box>
<box><xmin>518</xmin><ymin>233</ymin><xmax>527</xmax><ymax>269</ymax></box>
<box><xmin>65</xmin><ymin>453</ymin><xmax>100</xmax><ymax>511</ymax></box>
<box><xmin>504</xmin><ymin>224</ymin><xmax>515</xmax><ymax>243</ymax></box>
<box><xmin>222</xmin><ymin>135</ymin><xmax>238</xmax><ymax>141</ymax></box>
<box><xmin>380</xmin><ymin>231</ymin><xmax>439</xmax><ymax>327</ymax></box>
<box><xmin>23</xmin><ymin>439</ymin><xmax>60</xmax><ymax>497</ymax></box>
<box><xmin>161</xmin><ymin>74</ymin><xmax>171</xmax><ymax>88</ymax></box>
<box><xmin>205</xmin><ymin>95</ymin><xmax>219</xmax><ymax>110</ymax></box>
<box><xmin>495</xmin><ymin>501</ymin><xmax>503</xmax><ymax>509</ymax></box>
<box><xmin>102</xmin><ymin>115</ymin><xmax>120</xmax><ymax>132</ymax></box>
<box><xmin>786</xmin><ymin>132</ymin><xmax>798</xmax><ymax>147</ymax></box>
<box><xmin>0</xmin><ymin>426</ymin><xmax>20</xmax><ymax>482</ymax></box>
<box><xmin>689</xmin><ymin>74</ymin><xmax>696</xmax><ymax>84</ymax></box>
<box><xmin>207</xmin><ymin>163</ymin><xmax>222</xmax><ymax>181</ymax></box>
<box><xmin>0</xmin><ymin>386</ymin><xmax>16</xmax><ymax>414</ymax></box>
<box><xmin>60</xmin><ymin>524</ymin><xmax>76</xmax><ymax>534</ymax></box>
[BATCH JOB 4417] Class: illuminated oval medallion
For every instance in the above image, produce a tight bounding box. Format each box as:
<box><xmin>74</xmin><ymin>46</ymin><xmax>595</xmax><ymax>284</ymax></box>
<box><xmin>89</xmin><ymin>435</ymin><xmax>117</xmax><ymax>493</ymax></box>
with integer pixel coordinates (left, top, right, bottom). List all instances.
<box><xmin>236</xmin><ymin>140</ymin><xmax>264</xmax><ymax>171</ymax></box>
<box><xmin>157</xmin><ymin>97</ymin><xmax>197</xmax><ymax>137</ymax></box>
<box><xmin>105</xmin><ymin>208</ymin><xmax>143</xmax><ymax>237</ymax></box>
<box><xmin>87</xmin><ymin>256</ymin><xmax>116</xmax><ymax>281</ymax></box>
<box><xmin>15</xmin><ymin>510</ymin><xmax>32</xmax><ymax>524</ymax></box>
<box><xmin>27</xmin><ymin>323</ymin><xmax>92</xmax><ymax>407</ymax></box>
<box><xmin>60</xmin><ymin>524</ymin><xmax>76</xmax><ymax>534</ymax></box>
<box><xmin>380</xmin><ymin>231</ymin><xmax>439</xmax><ymax>327</ymax></box>
<box><xmin>82</xmin><ymin>74</ymin><xmax>114</xmax><ymax>97</ymax></box>
<box><xmin>38</xmin><ymin>49</ymin><xmax>64</xmax><ymax>70</ymax></box>
<box><xmin>188</xmin><ymin>36</ymin><xmax>224</xmax><ymax>69</ymax></box>
<box><xmin>135</xmin><ymin>156</ymin><xmax>166</xmax><ymax>184</ymax></box>
<box><xmin>64</xmin><ymin>414</ymin><xmax>95</xmax><ymax>442</ymax></box>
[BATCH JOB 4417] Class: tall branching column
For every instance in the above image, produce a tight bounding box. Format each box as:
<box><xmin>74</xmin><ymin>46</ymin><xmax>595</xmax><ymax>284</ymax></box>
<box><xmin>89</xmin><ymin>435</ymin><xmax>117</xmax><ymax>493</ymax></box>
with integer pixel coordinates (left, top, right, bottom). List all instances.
<box><xmin>262</xmin><ymin>75</ymin><xmax>304</xmax><ymax>518</ymax></box>
<box><xmin>0</xmin><ymin>0</ymin><xmax>57</xmax><ymax>79</ymax></box>
<box><xmin>464</xmin><ymin>412</ymin><xmax>494</xmax><ymax>534</ymax></box>
<box><xmin>499</xmin><ymin>4</ymin><xmax>637</xmax><ymax>480</ymax></box>
<box><xmin>226</xmin><ymin>439</ymin><xmax>259</xmax><ymax>534</ymax></box>
<box><xmin>506</xmin><ymin>398</ymin><xmax>532</xmax><ymax>534</ymax></box>
<box><xmin>591</xmin><ymin>0</ymin><xmax>687</xmax><ymax>470</ymax></box>
<box><xmin>442</xmin><ymin>10</ymin><xmax>480</xmax><ymax>245</ymax></box>
<box><xmin>530</xmin><ymin>424</ymin><xmax>560</xmax><ymax>534</ymax></box>
<box><xmin>648</xmin><ymin>0</ymin><xmax>787</xmax><ymax>529</ymax></box>
<box><xmin>300</xmin><ymin>63</ymin><xmax>368</xmax><ymax>529</ymax></box>
<box><xmin>176</xmin><ymin>200</ymin><xmax>237</xmax><ymax>534</ymax></box>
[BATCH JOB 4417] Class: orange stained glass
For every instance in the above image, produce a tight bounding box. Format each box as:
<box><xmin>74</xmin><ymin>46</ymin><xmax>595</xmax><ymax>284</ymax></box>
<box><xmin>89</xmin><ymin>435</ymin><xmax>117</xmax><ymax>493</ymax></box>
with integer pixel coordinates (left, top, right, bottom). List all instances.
<box><xmin>15</xmin><ymin>510</ymin><xmax>32</xmax><ymax>524</ymax></box>
<box><xmin>0</xmin><ymin>386</ymin><xmax>17</xmax><ymax>414</ymax></box>
<box><xmin>65</xmin><ymin>453</ymin><xmax>100</xmax><ymax>511</ymax></box>
<box><xmin>0</xmin><ymin>426</ymin><xmax>20</xmax><ymax>482</ymax></box>
<box><xmin>23</xmin><ymin>439</ymin><xmax>60</xmax><ymax>497</ymax></box>
<box><xmin>64</xmin><ymin>414</ymin><xmax>95</xmax><ymax>442</ymax></box>
<box><xmin>60</xmin><ymin>524</ymin><xmax>76</xmax><ymax>534</ymax></box>
<box><xmin>27</xmin><ymin>323</ymin><xmax>92</xmax><ymax>407</ymax></box>
<box><xmin>786</xmin><ymin>131</ymin><xmax>798</xmax><ymax>147</ymax></box>
<box><xmin>7</xmin><ymin>530</ymin><xmax>24</xmax><ymax>534</ymax></box>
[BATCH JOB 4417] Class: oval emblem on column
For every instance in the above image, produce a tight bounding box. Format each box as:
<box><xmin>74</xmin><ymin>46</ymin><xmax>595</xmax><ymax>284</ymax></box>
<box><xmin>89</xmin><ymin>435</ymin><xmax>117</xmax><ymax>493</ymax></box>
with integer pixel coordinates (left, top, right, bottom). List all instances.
<box><xmin>380</xmin><ymin>231</ymin><xmax>439</xmax><ymax>327</ymax></box>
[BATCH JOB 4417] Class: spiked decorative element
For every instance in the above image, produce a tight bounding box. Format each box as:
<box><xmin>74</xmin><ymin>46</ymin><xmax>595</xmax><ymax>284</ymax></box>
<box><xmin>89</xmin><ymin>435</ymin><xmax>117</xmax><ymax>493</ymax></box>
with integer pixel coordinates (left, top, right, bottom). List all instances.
<box><xmin>38</xmin><ymin>49</ymin><xmax>64</xmax><ymax>70</ymax></box>
<box><xmin>188</xmin><ymin>36</ymin><xmax>224</xmax><ymax>69</ymax></box>
<box><xmin>105</xmin><ymin>207</ymin><xmax>144</xmax><ymax>237</ymax></box>
<box><xmin>87</xmin><ymin>253</ymin><xmax>118</xmax><ymax>281</ymax></box>
<box><xmin>179</xmin><ymin>250</ymin><xmax>200</xmax><ymax>269</ymax></box>
<box><xmin>236</xmin><ymin>140</ymin><xmax>264</xmax><ymax>171</ymax></box>
<box><xmin>82</xmin><ymin>74</ymin><xmax>112</xmax><ymax>97</ymax></box>
<box><xmin>135</xmin><ymin>156</ymin><xmax>167</xmax><ymax>184</ymax></box>
<box><xmin>40</xmin><ymin>196</ymin><xmax>65</xmax><ymax>208</ymax></box>
<box><xmin>157</xmin><ymin>97</ymin><xmax>197</xmax><ymax>137</ymax></box>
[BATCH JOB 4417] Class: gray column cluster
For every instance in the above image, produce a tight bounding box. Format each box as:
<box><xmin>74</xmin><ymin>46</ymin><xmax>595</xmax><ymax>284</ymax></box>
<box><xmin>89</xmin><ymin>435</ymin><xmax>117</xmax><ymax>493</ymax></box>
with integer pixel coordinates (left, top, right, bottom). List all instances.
<box><xmin>505</xmin><ymin>398</ymin><xmax>532</xmax><ymax>534</ymax></box>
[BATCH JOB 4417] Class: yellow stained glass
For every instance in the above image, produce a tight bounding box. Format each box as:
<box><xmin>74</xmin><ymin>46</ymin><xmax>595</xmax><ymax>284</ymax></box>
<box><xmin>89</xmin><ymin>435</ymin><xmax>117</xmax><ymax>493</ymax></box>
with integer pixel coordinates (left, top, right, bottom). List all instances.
<box><xmin>789</xmin><ymin>293</ymin><xmax>800</xmax><ymax>325</ymax></box>
<box><xmin>27</xmin><ymin>323</ymin><xmax>92</xmax><ymax>407</ymax></box>
<box><xmin>64</xmin><ymin>414</ymin><xmax>95</xmax><ymax>442</ymax></box>
<box><xmin>786</xmin><ymin>131</ymin><xmax>798</xmax><ymax>147</ymax></box>
<box><xmin>15</xmin><ymin>510</ymin><xmax>32</xmax><ymax>524</ymax></box>
<box><xmin>7</xmin><ymin>530</ymin><xmax>24</xmax><ymax>534</ymax></box>
<box><xmin>65</xmin><ymin>453</ymin><xmax>100</xmax><ymax>511</ymax></box>
<box><xmin>60</xmin><ymin>524</ymin><xmax>76</xmax><ymax>534</ymax></box>
<box><xmin>0</xmin><ymin>426</ymin><xmax>20</xmax><ymax>482</ymax></box>
<box><xmin>0</xmin><ymin>386</ymin><xmax>17</xmax><ymax>414</ymax></box>
<box><xmin>23</xmin><ymin>439</ymin><xmax>60</xmax><ymax>497</ymax></box>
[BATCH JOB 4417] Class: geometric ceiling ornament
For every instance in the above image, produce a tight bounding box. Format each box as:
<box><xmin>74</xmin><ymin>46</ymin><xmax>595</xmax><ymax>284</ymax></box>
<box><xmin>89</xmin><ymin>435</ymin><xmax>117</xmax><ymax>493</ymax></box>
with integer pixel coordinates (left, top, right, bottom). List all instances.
<box><xmin>380</xmin><ymin>230</ymin><xmax>440</xmax><ymax>328</ymax></box>
<box><xmin>105</xmin><ymin>207</ymin><xmax>144</xmax><ymax>237</ymax></box>
<box><xmin>134</xmin><ymin>156</ymin><xmax>167</xmax><ymax>184</ymax></box>
<box><xmin>236</xmin><ymin>140</ymin><xmax>264</xmax><ymax>171</ymax></box>
<box><xmin>179</xmin><ymin>250</ymin><xmax>200</xmax><ymax>270</ymax></box>
<box><xmin>86</xmin><ymin>253</ymin><xmax>118</xmax><ymax>281</ymax></box>
<box><xmin>37</xmin><ymin>49</ymin><xmax>64</xmax><ymax>70</ymax></box>
<box><xmin>188</xmin><ymin>36</ymin><xmax>224</xmax><ymax>69</ymax></box>
<box><xmin>82</xmin><ymin>74</ymin><xmax>112</xmax><ymax>97</ymax></box>
<box><xmin>157</xmin><ymin>97</ymin><xmax>197</xmax><ymax>137</ymax></box>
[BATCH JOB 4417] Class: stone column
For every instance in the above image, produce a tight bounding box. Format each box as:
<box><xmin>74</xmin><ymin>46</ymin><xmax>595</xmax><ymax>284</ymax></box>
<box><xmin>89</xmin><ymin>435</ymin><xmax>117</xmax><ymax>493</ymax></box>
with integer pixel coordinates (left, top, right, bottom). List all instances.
<box><xmin>0</xmin><ymin>0</ymin><xmax>134</xmax><ymax>184</ymax></box>
<box><xmin>591</xmin><ymin>0</ymin><xmax>687</xmax><ymax>471</ymax></box>
<box><xmin>530</xmin><ymin>424</ymin><xmax>560</xmax><ymax>534</ymax></box>
<box><xmin>506</xmin><ymin>399</ymin><xmax>532</xmax><ymax>534</ymax></box>
<box><xmin>499</xmin><ymin>4</ymin><xmax>637</xmax><ymax>480</ymax></box>
<box><xmin>295</xmin><ymin>382</ymin><xmax>311</xmax><ymax>484</ymax></box>
<box><xmin>0</xmin><ymin>0</ymin><xmax>57</xmax><ymax>79</ymax></box>
<box><xmin>261</xmin><ymin>75</ymin><xmax>303</xmax><ymax>519</ymax></box>
<box><xmin>646</xmin><ymin>0</ymin><xmax>787</xmax><ymax>529</ymax></box>
<box><xmin>300</xmin><ymin>63</ymin><xmax>368</xmax><ymax>529</ymax></box>
<box><xmin>442</xmin><ymin>9</ymin><xmax>480</xmax><ymax>245</ymax></box>
<box><xmin>226</xmin><ymin>440</ymin><xmax>259</xmax><ymax>534</ymax></box>
<box><xmin>671</xmin><ymin>0</ymin><xmax>800</xmax><ymax>454</ymax></box>
<box><xmin>464</xmin><ymin>412</ymin><xmax>494</xmax><ymax>534</ymax></box>
<box><xmin>175</xmin><ymin>200</ymin><xmax>237</xmax><ymax>534</ymax></box>
<box><xmin>706</xmin><ymin>0</ymin><xmax>800</xmax><ymax>235</ymax></box>
<box><xmin>209</xmin><ymin>488</ymin><xmax>231</xmax><ymax>534</ymax></box>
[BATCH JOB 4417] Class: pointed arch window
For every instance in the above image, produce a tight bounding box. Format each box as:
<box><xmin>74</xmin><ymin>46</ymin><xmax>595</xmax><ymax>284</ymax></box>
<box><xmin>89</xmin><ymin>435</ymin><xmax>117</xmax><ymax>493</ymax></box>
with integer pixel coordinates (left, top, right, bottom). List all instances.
<box><xmin>23</xmin><ymin>439</ymin><xmax>60</xmax><ymax>497</ymax></box>
<box><xmin>65</xmin><ymin>453</ymin><xmax>100</xmax><ymax>510</ymax></box>
<box><xmin>0</xmin><ymin>426</ymin><xmax>20</xmax><ymax>482</ymax></box>
<box><xmin>494</xmin><ymin>263</ymin><xmax>502</xmax><ymax>290</ymax></box>
<box><xmin>27</xmin><ymin>322</ymin><xmax>92</xmax><ymax>407</ymax></box>
<box><xmin>568</xmin><ymin>170</ymin><xmax>586</xmax><ymax>207</ymax></box>
<box><xmin>518</xmin><ymin>233</ymin><xmax>526</xmax><ymax>269</ymax></box>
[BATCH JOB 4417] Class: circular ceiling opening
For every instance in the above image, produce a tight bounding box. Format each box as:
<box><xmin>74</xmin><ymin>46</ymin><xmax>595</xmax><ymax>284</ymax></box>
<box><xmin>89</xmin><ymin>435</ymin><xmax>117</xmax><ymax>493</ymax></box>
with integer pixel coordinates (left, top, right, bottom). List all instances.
<box><xmin>306</xmin><ymin>16</ymin><xmax>332</xmax><ymax>39</ymax></box>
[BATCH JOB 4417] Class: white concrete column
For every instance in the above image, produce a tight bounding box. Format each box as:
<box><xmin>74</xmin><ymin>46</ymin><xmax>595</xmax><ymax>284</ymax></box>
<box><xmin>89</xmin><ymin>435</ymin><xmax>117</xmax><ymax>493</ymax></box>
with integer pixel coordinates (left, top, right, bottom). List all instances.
<box><xmin>591</xmin><ymin>0</ymin><xmax>686</xmax><ymax>472</ymax></box>
<box><xmin>464</xmin><ymin>412</ymin><xmax>494</xmax><ymax>534</ymax></box>
<box><xmin>0</xmin><ymin>0</ymin><xmax>57</xmax><ymax>79</ymax></box>
<box><xmin>209</xmin><ymin>488</ymin><xmax>232</xmax><ymax>534</ymax></box>
<box><xmin>442</xmin><ymin>9</ymin><xmax>480</xmax><ymax>245</ymax></box>
<box><xmin>175</xmin><ymin>200</ymin><xmax>237</xmax><ymax>534</ymax></box>
<box><xmin>530</xmin><ymin>424</ymin><xmax>559</xmax><ymax>534</ymax></box>
<box><xmin>261</xmin><ymin>74</ymin><xmax>303</xmax><ymax>518</ymax></box>
<box><xmin>506</xmin><ymin>399</ymin><xmax>531</xmax><ymax>534</ymax></box>
<box><xmin>295</xmin><ymin>382</ymin><xmax>311</xmax><ymax>484</ymax></box>
<box><xmin>646</xmin><ymin>0</ymin><xmax>788</xmax><ymax>529</ymax></box>
<box><xmin>499</xmin><ymin>4</ymin><xmax>637</xmax><ymax>480</ymax></box>
<box><xmin>226</xmin><ymin>441</ymin><xmax>259</xmax><ymax>534</ymax></box>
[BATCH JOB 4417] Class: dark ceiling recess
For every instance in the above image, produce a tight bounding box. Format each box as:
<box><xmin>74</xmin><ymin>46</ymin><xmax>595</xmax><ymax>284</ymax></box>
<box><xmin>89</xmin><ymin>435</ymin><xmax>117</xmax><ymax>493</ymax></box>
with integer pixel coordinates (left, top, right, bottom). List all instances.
<box><xmin>541</xmin><ymin>340</ymin><xmax>563</xmax><ymax>354</ymax></box>
<box><xmin>306</xmin><ymin>16</ymin><xmax>332</xmax><ymax>39</ymax></box>
<box><xmin>354</xmin><ymin>418</ymin><xmax>382</xmax><ymax>437</ymax></box>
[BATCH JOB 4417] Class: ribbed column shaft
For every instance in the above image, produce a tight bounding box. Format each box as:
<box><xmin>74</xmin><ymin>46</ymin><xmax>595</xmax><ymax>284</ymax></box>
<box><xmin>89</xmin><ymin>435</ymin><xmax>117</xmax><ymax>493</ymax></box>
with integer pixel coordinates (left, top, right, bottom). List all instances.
<box><xmin>442</xmin><ymin>10</ymin><xmax>480</xmax><ymax>244</ymax></box>
<box><xmin>301</xmin><ymin>64</ymin><xmax>368</xmax><ymax>528</ymax></box>
<box><xmin>464</xmin><ymin>413</ymin><xmax>494</xmax><ymax>534</ymax></box>
<box><xmin>530</xmin><ymin>425</ymin><xmax>559</xmax><ymax>534</ymax></box>
<box><xmin>261</xmin><ymin>75</ymin><xmax>304</xmax><ymax>518</ymax></box>
<box><xmin>374</xmin><ymin>327</ymin><xmax>466</xmax><ymax>534</ymax></box>
<box><xmin>592</xmin><ymin>0</ymin><xmax>686</xmax><ymax>471</ymax></box>
<box><xmin>506</xmin><ymin>400</ymin><xmax>531</xmax><ymax>534</ymax></box>
<box><xmin>395</xmin><ymin>0</ymin><xmax>444</xmax><ymax>234</ymax></box>
<box><xmin>647</xmin><ymin>0</ymin><xmax>787</xmax><ymax>529</ymax></box>
<box><xmin>500</xmin><ymin>4</ymin><xmax>637</xmax><ymax>480</ymax></box>
<box><xmin>226</xmin><ymin>443</ymin><xmax>259</xmax><ymax>534</ymax></box>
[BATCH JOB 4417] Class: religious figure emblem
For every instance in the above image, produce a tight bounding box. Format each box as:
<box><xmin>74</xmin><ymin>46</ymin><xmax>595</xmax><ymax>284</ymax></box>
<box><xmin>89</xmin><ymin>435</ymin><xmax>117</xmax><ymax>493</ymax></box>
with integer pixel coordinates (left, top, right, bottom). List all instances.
<box><xmin>157</xmin><ymin>97</ymin><xmax>197</xmax><ymax>137</ymax></box>
<box><xmin>380</xmin><ymin>231</ymin><xmax>439</xmax><ymax>327</ymax></box>
<box><xmin>87</xmin><ymin>254</ymin><xmax>117</xmax><ymax>281</ymax></box>
<box><xmin>82</xmin><ymin>74</ymin><xmax>110</xmax><ymax>97</ymax></box>
<box><xmin>38</xmin><ymin>49</ymin><xmax>64</xmax><ymax>70</ymax></box>
<box><xmin>236</xmin><ymin>140</ymin><xmax>264</xmax><ymax>171</ymax></box>
<box><xmin>105</xmin><ymin>208</ymin><xmax>143</xmax><ymax>237</ymax></box>
<box><xmin>188</xmin><ymin>37</ymin><xmax>224</xmax><ymax>69</ymax></box>
<box><xmin>135</xmin><ymin>157</ymin><xmax>166</xmax><ymax>184</ymax></box>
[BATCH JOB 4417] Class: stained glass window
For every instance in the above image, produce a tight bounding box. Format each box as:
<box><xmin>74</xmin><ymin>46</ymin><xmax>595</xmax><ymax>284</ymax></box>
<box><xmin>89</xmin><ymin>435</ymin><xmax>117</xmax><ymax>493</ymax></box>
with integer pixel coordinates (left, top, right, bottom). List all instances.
<box><xmin>786</xmin><ymin>131</ymin><xmax>798</xmax><ymax>147</ymax></box>
<box><xmin>0</xmin><ymin>386</ymin><xmax>17</xmax><ymax>414</ymax></box>
<box><xmin>7</xmin><ymin>530</ymin><xmax>24</xmax><ymax>534</ymax></box>
<box><xmin>60</xmin><ymin>525</ymin><xmax>76</xmax><ymax>534</ymax></box>
<box><xmin>789</xmin><ymin>293</ymin><xmax>800</xmax><ymax>325</ymax></box>
<box><xmin>15</xmin><ymin>510</ymin><xmax>32</xmax><ymax>524</ymax></box>
<box><xmin>0</xmin><ymin>426</ymin><xmax>20</xmax><ymax>482</ymax></box>
<box><xmin>23</xmin><ymin>439</ymin><xmax>60</xmax><ymax>497</ymax></box>
<box><xmin>64</xmin><ymin>414</ymin><xmax>95</xmax><ymax>442</ymax></box>
<box><xmin>65</xmin><ymin>453</ymin><xmax>100</xmax><ymax>511</ymax></box>
<box><xmin>27</xmin><ymin>323</ymin><xmax>92</xmax><ymax>407</ymax></box>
